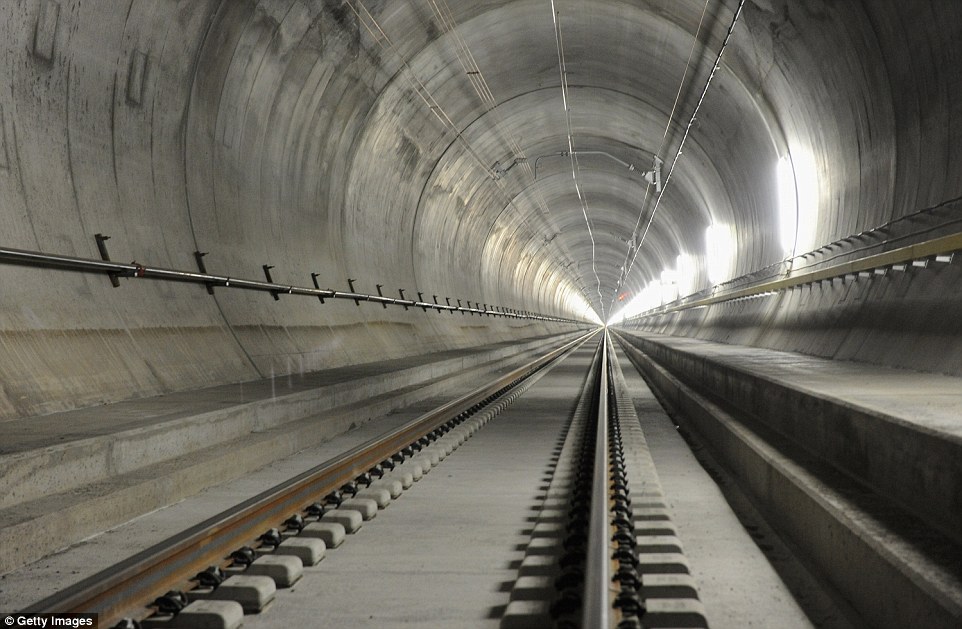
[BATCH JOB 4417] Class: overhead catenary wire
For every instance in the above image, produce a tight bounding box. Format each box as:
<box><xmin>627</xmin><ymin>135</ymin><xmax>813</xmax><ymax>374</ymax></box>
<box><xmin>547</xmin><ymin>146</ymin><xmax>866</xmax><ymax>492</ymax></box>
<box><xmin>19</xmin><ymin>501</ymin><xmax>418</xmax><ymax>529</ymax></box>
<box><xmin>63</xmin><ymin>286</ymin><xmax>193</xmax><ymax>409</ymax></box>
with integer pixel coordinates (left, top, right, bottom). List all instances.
<box><xmin>610</xmin><ymin>0</ymin><xmax>712</xmax><ymax>308</ymax></box>
<box><xmin>623</xmin><ymin>0</ymin><xmax>747</xmax><ymax>288</ymax></box>
<box><xmin>550</xmin><ymin>0</ymin><xmax>607</xmax><ymax>321</ymax></box>
<box><xmin>347</xmin><ymin>0</ymin><xmax>586</xmax><ymax>311</ymax></box>
<box><xmin>421</xmin><ymin>0</ymin><xmax>579</xmax><ymax>278</ymax></box>
<box><xmin>611</xmin><ymin>0</ymin><xmax>747</xmax><ymax>313</ymax></box>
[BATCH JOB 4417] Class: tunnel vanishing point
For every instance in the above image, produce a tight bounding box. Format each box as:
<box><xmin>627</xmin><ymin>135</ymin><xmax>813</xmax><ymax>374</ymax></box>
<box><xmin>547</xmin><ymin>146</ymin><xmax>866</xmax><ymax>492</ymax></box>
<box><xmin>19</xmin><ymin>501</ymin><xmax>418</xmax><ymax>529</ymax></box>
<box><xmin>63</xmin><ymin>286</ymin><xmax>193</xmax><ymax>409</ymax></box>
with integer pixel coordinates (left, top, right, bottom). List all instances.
<box><xmin>0</xmin><ymin>1</ymin><xmax>961</xmax><ymax>628</ymax></box>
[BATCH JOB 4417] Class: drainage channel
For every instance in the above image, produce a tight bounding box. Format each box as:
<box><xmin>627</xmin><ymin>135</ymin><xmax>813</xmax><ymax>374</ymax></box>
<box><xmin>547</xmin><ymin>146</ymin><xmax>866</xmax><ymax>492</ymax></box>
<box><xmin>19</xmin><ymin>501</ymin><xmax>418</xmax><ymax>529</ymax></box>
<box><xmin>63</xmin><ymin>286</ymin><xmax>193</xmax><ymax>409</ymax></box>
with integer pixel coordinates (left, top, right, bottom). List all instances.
<box><xmin>502</xmin><ymin>332</ymin><xmax>708</xmax><ymax>629</ymax></box>
<box><xmin>21</xmin><ymin>332</ymin><xmax>596</xmax><ymax>629</ymax></box>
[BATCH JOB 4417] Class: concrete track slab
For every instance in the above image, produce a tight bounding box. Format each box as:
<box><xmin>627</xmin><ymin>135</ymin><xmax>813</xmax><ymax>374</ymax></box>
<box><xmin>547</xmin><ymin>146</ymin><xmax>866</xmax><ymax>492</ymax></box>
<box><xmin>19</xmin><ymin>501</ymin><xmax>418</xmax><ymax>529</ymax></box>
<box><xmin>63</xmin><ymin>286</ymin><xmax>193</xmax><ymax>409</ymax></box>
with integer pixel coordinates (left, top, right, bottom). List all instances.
<box><xmin>235</xmin><ymin>345</ymin><xmax>597</xmax><ymax>629</ymax></box>
<box><xmin>0</xmin><ymin>336</ymin><xmax>578</xmax><ymax>575</ymax></box>
<box><xmin>0</xmin><ymin>337</ymin><xmax>547</xmax><ymax>444</ymax></box>
<box><xmin>616</xmin><ymin>330</ymin><xmax>962</xmax><ymax>546</ymax></box>
<box><xmin>613</xmin><ymin>345</ymin><xmax>816</xmax><ymax>629</ymax></box>
<box><xmin>620</xmin><ymin>333</ymin><xmax>962</xmax><ymax>439</ymax></box>
<box><xmin>0</xmin><ymin>395</ymin><xmax>453</xmax><ymax>609</ymax></box>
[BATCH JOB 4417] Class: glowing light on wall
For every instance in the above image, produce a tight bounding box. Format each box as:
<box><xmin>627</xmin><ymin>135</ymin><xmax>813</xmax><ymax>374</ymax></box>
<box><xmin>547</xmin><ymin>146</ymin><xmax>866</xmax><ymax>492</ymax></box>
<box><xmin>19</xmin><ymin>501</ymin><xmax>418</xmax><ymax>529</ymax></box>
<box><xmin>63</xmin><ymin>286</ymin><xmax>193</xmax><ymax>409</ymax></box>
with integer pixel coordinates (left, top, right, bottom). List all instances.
<box><xmin>777</xmin><ymin>156</ymin><xmax>798</xmax><ymax>252</ymax></box>
<box><xmin>583</xmin><ymin>307</ymin><xmax>603</xmax><ymax>325</ymax></box>
<box><xmin>608</xmin><ymin>253</ymin><xmax>698</xmax><ymax>325</ymax></box>
<box><xmin>607</xmin><ymin>253</ymin><xmax>696</xmax><ymax>324</ymax></box>
<box><xmin>778</xmin><ymin>150</ymin><xmax>819</xmax><ymax>255</ymax></box>
<box><xmin>675</xmin><ymin>253</ymin><xmax>696</xmax><ymax>297</ymax></box>
<box><xmin>562</xmin><ymin>286</ymin><xmax>603</xmax><ymax>324</ymax></box>
<box><xmin>705</xmin><ymin>223</ymin><xmax>734</xmax><ymax>285</ymax></box>
<box><xmin>608</xmin><ymin>281</ymin><xmax>663</xmax><ymax>324</ymax></box>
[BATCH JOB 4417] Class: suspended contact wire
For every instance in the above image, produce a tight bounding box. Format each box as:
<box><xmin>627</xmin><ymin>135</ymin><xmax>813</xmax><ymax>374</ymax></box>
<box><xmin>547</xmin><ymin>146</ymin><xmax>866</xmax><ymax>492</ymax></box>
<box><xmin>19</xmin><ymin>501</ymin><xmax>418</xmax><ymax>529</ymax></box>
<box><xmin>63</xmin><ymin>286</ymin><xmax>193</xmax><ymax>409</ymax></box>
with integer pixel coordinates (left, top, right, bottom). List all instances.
<box><xmin>610</xmin><ymin>0</ymin><xmax>712</xmax><ymax>309</ymax></box>
<box><xmin>613</xmin><ymin>0</ymin><xmax>746</xmax><ymax>314</ymax></box>
<box><xmin>551</xmin><ymin>0</ymin><xmax>606</xmax><ymax>321</ymax></box>
<box><xmin>625</xmin><ymin>0</ymin><xmax>747</xmax><ymax>284</ymax></box>
<box><xmin>348</xmin><ymin>0</ymin><xmax>584</xmax><ymax>311</ymax></box>
<box><xmin>423</xmin><ymin>0</ymin><xmax>577</xmax><ymax>276</ymax></box>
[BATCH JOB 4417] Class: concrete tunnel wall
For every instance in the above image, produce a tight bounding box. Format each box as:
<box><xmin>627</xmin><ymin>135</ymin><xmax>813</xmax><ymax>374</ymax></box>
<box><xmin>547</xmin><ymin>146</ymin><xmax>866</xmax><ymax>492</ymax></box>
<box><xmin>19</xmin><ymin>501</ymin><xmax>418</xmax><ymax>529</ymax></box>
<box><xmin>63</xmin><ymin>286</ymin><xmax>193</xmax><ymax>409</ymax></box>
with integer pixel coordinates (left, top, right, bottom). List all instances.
<box><xmin>624</xmin><ymin>0</ymin><xmax>962</xmax><ymax>376</ymax></box>
<box><xmin>1</xmin><ymin>0</ymin><xmax>962</xmax><ymax>420</ymax></box>
<box><xmin>0</xmin><ymin>0</ymin><xmax>591</xmax><ymax>420</ymax></box>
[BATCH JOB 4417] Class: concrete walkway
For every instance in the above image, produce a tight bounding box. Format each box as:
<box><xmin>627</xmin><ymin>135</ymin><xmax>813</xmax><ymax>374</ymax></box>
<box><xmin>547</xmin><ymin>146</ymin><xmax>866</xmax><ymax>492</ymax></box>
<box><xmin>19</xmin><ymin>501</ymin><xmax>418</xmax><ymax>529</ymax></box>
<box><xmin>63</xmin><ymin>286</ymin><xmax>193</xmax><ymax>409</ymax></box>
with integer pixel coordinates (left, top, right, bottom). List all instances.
<box><xmin>614</xmin><ymin>344</ymin><xmax>841</xmax><ymax>629</ymax></box>
<box><xmin>237</xmin><ymin>343</ymin><xmax>598</xmax><ymax>628</ymax></box>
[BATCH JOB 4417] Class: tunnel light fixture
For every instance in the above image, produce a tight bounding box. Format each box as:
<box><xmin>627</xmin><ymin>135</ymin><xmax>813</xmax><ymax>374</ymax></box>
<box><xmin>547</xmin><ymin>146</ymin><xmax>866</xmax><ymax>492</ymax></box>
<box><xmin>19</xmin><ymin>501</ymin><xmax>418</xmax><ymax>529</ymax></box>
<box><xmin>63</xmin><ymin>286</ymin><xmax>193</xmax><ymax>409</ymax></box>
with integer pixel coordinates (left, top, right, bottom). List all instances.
<box><xmin>675</xmin><ymin>253</ymin><xmax>696</xmax><ymax>297</ymax></box>
<box><xmin>611</xmin><ymin>247</ymin><xmax>702</xmax><ymax>323</ymax></box>
<box><xmin>777</xmin><ymin>157</ymin><xmax>798</xmax><ymax>252</ymax></box>
<box><xmin>705</xmin><ymin>223</ymin><xmax>734</xmax><ymax>285</ymax></box>
<box><xmin>660</xmin><ymin>262</ymin><xmax>680</xmax><ymax>304</ymax></box>
<box><xmin>608</xmin><ymin>281</ymin><xmax>665</xmax><ymax>324</ymax></box>
<box><xmin>660</xmin><ymin>279</ymin><xmax>679</xmax><ymax>304</ymax></box>
<box><xmin>778</xmin><ymin>151</ymin><xmax>819</xmax><ymax>255</ymax></box>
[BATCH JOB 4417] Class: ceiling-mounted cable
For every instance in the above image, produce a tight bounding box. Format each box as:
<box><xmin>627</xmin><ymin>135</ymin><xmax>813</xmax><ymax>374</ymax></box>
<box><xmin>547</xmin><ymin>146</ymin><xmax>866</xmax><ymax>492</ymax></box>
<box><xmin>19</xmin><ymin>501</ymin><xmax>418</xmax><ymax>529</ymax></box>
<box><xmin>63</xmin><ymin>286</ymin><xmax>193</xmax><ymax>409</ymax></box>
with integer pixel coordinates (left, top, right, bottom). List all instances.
<box><xmin>347</xmin><ymin>1</ymin><xmax>493</xmax><ymax>175</ymax></box>
<box><xmin>611</xmin><ymin>0</ymin><xmax>747</xmax><ymax>314</ymax></box>
<box><xmin>349</xmin><ymin>1</ymin><xmax>589</xmax><ymax>313</ymax></box>
<box><xmin>550</xmin><ymin>0</ymin><xmax>606</xmax><ymax>321</ymax></box>
<box><xmin>662</xmin><ymin>0</ymin><xmax>714</xmax><ymax>146</ymax></box>
<box><xmin>611</xmin><ymin>0</ymin><xmax>712</xmax><ymax>302</ymax></box>
<box><xmin>346</xmin><ymin>2</ymin><xmax>570</xmax><ymax>294</ymax></box>
<box><xmin>625</xmin><ymin>0</ymin><xmax>747</xmax><ymax>281</ymax></box>
<box><xmin>422</xmin><ymin>0</ymin><xmax>575</xmax><ymax>270</ymax></box>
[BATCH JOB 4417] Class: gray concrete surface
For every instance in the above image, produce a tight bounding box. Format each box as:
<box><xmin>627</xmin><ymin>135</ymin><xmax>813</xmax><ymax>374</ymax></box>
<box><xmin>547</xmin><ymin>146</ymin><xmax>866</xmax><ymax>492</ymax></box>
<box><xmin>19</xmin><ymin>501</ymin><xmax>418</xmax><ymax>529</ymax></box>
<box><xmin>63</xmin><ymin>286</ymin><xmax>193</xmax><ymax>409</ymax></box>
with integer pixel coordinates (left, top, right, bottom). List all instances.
<box><xmin>0</xmin><ymin>340</ymin><xmax>826</xmax><ymax>626</ymax></box>
<box><xmin>618</xmin><ymin>336</ymin><xmax>962</xmax><ymax>628</ymax></box>
<box><xmin>1</xmin><ymin>0</ymin><xmax>961</xmax><ymax>623</ymax></box>
<box><xmin>1</xmin><ymin>0</ymin><xmax>961</xmax><ymax>422</ymax></box>
<box><xmin>617</xmin><ymin>329</ymin><xmax>962</xmax><ymax>545</ymax></box>
<box><xmin>0</xmin><ymin>333</ymin><xmax>577</xmax><ymax>575</ymax></box>
<box><xmin>0</xmin><ymin>392</ymin><xmax>464</xmax><ymax>609</ymax></box>
<box><xmin>236</xmin><ymin>342</ymin><xmax>597</xmax><ymax>628</ymax></box>
<box><xmin>612</xmin><ymin>344</ymin><xmax>839</xmax><ymax>629</ymax></box>
<box><xmin>0</xmin><ymin>334</ymin><xmax>571</xmax><ymax>503</ymax></box>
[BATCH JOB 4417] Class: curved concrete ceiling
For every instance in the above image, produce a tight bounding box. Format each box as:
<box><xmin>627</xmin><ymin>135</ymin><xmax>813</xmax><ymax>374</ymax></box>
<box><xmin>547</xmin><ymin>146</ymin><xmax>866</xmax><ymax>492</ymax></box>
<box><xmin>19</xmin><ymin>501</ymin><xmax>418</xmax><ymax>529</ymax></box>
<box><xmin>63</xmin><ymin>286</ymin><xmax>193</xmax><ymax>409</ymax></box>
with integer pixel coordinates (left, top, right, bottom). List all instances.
<box><xmin>1</xmin><ymin>0</ymin><xmax>960</xmax><ymax>415</ymax></box>
<box><xmin>312</xmin><ymin>0</ymin><xmax>958</xmax><ymax>320</ymax></box>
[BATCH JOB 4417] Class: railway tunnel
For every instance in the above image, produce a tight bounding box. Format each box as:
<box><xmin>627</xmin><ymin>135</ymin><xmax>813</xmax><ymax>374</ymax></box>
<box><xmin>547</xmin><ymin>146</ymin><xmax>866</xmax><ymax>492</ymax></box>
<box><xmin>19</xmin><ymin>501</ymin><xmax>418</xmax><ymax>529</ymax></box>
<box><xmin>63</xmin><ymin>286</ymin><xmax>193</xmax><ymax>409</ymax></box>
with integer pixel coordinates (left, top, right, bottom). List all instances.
<box><xmin>0</xmin><ymin>0</ymin><xmax>960</xmax><ymax>627</ymax></box>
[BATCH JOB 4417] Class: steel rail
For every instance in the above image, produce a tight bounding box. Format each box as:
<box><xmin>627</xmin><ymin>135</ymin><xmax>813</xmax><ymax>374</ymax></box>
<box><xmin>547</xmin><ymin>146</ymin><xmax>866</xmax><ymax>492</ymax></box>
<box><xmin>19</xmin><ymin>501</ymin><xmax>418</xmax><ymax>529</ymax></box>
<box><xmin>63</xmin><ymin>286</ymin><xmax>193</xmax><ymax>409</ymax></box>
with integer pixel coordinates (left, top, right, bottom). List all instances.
<box><xmin>24</xmin><ymin>330</ymin><xmax>597</xmax><ymax>626</ymax></box>
<box><xmin>0</xmin><ymin>245</ymin><xmax>583</xmax><ymax>324</ymax></box>
<box><xmin>582</xmin><ymin>331</ymin><xmax>612</xmax><ymax>627</ymax></box>
<box><xmin>626</xmin><ymin>229</ymin><xmax>962</xmax><ymax>321</ymax></box>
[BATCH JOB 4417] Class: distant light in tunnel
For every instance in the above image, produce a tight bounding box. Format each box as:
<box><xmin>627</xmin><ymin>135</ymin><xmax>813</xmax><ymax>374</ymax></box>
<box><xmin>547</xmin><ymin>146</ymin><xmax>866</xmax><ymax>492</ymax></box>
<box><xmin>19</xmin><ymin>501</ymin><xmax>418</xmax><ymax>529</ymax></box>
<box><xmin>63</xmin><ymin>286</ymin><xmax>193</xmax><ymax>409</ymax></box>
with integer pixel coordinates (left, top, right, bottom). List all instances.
<box><xmin>609</xmin><ymin>252</ymin><xmax>696</xmax><ymax>325</ymax></box>
<box><xmin>582</xmin><ymin>305</ymin><xmax>603</xmax><ymax>325</ymax></box>
<box><xmin>778</xmin><ymin>152</ymin><xmax>819</xmax><ymax>255</ymax></box>
<box><xmin>705</xmin><ymin>223</ymin><xmax>734</xmax><ymax>285</ymax></box>
<box><xmin>569</xmin><ymin>291</ymin><xmax>603</xmax><ymax>325</ymax></box>
<box><xmin>608</xmin><ymin>281</ymin><xmax>663</xmax><ymax>325</ymax></box>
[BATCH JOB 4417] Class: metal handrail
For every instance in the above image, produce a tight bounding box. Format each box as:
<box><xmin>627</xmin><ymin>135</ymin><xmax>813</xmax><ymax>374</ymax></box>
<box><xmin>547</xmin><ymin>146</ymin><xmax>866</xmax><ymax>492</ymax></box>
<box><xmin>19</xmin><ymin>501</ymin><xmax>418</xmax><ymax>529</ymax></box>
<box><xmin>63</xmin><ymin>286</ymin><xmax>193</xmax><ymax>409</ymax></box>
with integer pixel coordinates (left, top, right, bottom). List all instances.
<box><xmin>582</xmin><ymin>331</ymin><xmax>612</xmax><ymax>627</ymax></box>
<box><xmin>0</xmin><ymin>245</ymin><xmax>585</xmax><ymax>324</ymax></box>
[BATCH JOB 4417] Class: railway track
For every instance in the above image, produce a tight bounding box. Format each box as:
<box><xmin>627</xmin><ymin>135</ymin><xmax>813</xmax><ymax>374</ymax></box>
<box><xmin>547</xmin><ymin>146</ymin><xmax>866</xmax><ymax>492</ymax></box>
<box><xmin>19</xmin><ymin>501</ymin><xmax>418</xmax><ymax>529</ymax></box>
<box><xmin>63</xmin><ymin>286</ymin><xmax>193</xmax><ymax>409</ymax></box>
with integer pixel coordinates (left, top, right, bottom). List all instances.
<box><xmin>20</xmin><ymin>331</ymin><xmax>714</xmax><ymax>629</ymax></box>
<box><xmin>10</xmin><ymin>329</ymin><xmax>956</xmax><ymax>629</ymax></box>
<box><xmin>500</xmin><ymin>334</ymin><xmax>706</xmax><ymax>629</ymax></box>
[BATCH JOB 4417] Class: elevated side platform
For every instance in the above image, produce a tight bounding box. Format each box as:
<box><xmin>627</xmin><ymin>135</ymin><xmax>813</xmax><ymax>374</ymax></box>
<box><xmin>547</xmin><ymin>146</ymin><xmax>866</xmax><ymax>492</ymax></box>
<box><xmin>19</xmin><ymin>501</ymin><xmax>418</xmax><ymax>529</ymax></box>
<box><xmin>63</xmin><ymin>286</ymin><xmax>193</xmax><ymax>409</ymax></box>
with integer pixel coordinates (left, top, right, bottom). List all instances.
<box><xmin>614</xmin><ymin>329</ymin><xmax>962</xmax><ymax>629</ymax></box>
<box><xmin>0</xmin><ymin>332</ymin><xmax>580</xmax><ymax>574</ymax></box>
